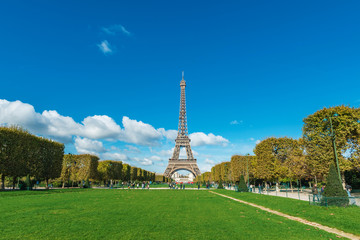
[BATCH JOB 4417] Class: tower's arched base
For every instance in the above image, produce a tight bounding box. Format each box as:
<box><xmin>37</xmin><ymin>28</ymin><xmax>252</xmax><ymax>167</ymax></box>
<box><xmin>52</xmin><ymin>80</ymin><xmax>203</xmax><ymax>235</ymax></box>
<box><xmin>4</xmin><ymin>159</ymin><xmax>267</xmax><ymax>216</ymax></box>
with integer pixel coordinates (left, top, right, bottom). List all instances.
<box><xmin>164</xmin><ymin>159</ymin><xmax>201</xmax><ymax>178</ymax></box>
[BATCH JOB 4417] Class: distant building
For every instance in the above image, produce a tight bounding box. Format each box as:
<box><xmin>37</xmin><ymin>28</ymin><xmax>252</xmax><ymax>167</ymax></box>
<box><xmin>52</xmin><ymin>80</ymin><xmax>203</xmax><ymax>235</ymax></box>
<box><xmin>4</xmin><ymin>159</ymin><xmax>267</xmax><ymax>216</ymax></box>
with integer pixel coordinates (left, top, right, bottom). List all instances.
<box><xmin>171</xmin><ymin>172</ymin><xmax>195</xmax><ymax>183</ymax></box>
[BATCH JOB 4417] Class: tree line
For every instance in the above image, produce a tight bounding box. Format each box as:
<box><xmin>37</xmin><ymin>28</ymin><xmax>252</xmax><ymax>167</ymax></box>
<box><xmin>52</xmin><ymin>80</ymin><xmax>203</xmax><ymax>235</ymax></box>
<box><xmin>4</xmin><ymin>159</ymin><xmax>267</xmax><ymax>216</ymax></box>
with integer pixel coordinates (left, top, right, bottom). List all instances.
<box><xmin>60</xmin><ymin>155</ymin><xmax>158</xmax><ymax>187</ymax></box>
<box><xmin>0</xmin><ymin>126</ymin><xmax>64</xmax><ymax>189</ymax></box>
<box><xmin>196</xmin><ymin>106</ymin><xmax>360</xmax><ymax>187</ymax></box>
<box><xmin>0</xmin><ymin>126</ymin><xmax>161</xmax><ymax>189</ymax></box>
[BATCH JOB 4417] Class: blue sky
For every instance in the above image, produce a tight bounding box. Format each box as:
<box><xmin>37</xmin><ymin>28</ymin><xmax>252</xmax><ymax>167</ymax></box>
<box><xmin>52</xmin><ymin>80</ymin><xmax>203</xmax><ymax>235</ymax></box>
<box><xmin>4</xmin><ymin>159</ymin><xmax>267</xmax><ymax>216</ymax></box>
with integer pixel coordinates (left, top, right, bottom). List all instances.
<box><xmin>1</xmin><ymin>1</ymin><xmax>360</xmax><ymax>174</ymax></box>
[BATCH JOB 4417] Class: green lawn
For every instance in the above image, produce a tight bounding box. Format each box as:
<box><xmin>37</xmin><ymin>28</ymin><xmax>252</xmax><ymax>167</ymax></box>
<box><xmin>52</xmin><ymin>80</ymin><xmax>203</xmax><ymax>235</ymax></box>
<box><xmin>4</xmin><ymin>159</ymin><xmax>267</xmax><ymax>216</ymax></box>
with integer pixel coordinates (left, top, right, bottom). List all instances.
<box><xmin>214</xmin><ymin>190</ymin><xmax>360</xmax><ymax>236</ymax></box>
<box><xmin>0</xmin><ymin>189</ymin><xmax>346</xmax><ymax>240</ymax></box>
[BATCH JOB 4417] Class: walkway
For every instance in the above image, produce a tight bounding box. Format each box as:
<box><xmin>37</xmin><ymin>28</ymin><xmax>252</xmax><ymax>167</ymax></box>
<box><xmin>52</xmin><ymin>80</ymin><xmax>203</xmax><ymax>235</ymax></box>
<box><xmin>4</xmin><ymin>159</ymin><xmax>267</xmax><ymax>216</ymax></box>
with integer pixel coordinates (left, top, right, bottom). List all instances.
<box><xmin>210</xmin><ymin>191</ymin><xmax>360</xmax><ymax>240</ymax></box>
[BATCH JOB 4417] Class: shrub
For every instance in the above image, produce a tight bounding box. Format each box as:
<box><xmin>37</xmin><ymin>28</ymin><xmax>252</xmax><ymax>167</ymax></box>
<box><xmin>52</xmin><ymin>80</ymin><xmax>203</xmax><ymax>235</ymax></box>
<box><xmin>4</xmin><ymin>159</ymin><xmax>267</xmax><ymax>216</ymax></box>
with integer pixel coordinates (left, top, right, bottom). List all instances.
<box><xmin>322</xmin><ymin>164</ymin><xmax>348</xmax><ymax>207</ymax></box>
<box><xmin>237</xmin><ymin>175</ymin><xmax>248</xmax><ymax>192</ymax></box>
<box><xmin>25</xmin><ymin>175</ymin><xmax>32</xmax><ymax>190</ymax></box>
<box><xmin>18</xmin><ymin>180</ymin><xmax>27</xmax><ymax>190</ymax></box>
<box><xmin>84</xmin><ymin>179</ymin><xmax>90</xmax><ymax>188</ymax></box>
<box><xmin>217</xmin><ymin>180</ymin><xmax>224</xmax><ymax>189</ymax></box>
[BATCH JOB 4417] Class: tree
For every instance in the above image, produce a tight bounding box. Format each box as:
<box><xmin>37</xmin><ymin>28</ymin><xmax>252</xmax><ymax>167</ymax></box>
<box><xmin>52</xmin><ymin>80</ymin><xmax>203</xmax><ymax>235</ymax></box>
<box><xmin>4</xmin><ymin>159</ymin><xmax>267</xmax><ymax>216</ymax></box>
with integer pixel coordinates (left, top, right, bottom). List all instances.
<box><xmin>122</xmin><ymin>164</ymin><xmax>131</xmax><ymax>181</ymax></box>
<box><xmin>97</xmin><ymin>160</ymin><xmax>123</xmax><ymax>186</ymax></box>
<box><xmin>0</xmin><ymin>126</ymin><xmax>64</xmax><ymax>189</ymax></box>
<box><xmin>60</xmin><ymin>154</ymin><xmax>99</xmax><ymax>187</ymax></box>
<box><xmin>230</xmin><ymin>155</ymin><xmax>256</xmax><ymax>183</ymax></box>
<box><xmin>303</xmin><ymin>106</ymin><xmax>360</xmax><ymax>183</ymax></box>
<box><xmin>253</xmin><ymin>137</ymin><xmax>301</xmax><ymax>184</ymax></box>
<box><xmin>220</xmin><ymin>162</ymin><xmax>231</xmax><ymax>183</ymax></box>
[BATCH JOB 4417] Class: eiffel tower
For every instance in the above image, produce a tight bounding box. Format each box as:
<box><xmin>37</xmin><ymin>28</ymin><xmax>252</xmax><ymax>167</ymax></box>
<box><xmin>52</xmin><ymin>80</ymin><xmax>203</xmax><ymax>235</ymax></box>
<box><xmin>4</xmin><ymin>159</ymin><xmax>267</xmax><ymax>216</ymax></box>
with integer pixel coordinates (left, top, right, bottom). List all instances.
<box><xmin>164</xmin><ymin>73</ymin><xmax>201</xmax><ymax>178</ymax></box>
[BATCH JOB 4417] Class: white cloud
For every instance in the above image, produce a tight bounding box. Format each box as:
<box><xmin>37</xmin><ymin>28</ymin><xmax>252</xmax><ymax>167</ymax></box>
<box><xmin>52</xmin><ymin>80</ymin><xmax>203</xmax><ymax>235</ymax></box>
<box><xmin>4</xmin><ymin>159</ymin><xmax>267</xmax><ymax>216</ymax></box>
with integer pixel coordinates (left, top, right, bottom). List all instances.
<box><xmin>74</xmin><ymin>137</ymin><xmax>106</xmax><ymax>156</ymax></box>
<box><xmin>204</xmin><ymin>159</ymin><xmax>215</xmax><ymax>165</ymax></box>
<box><xmin>158</xmin><ymin>128</ymin><xmax>177</xmax><ymax>141</ymax></box>
<box><xmin>189</xmin><ymin>132</ymin><xmax>229</xmax><ymax>146</ymax></box>
<box><xmin>0</xmin><ymin>99</ymin><xmax>230</xmax><ymax>152</ymax></box>
<box><xmin>230</xmin><ymin>120</ymin><xmax>243</xmax><ymax>125</ymax></box>
<box><xmin>102</xmin><ymin>24</ymin><xmax>131</xmax><ymax>36</ymax></box>
<box><xmin>158</xmin><ymin>148</ymin><xmax>174</xmax><ymax>157</ymax></box>
<box><xmin>82</xmin><ymin>115</ymin><xmax>121</xmax><ymax>139</ymax></box>
<box><xmin>250</xmin><ymin>137</ymin><xmax>255</xmax><ymax>141</ymax></box>
<box><xmin>125</xmin><ymin>145</ymin><xmax>141</xmax><ymax>153</ymax></box>
<box><xmin>0</xmin><ymin>100</ymin><xmax>79</xmax><ymax>142</ymax></box>
<box><xmin>133</xmin><ymin>157</ymin><xmax>153</xmax><ymax>166</ymax></box>
<box><xmin>97</xmin><ymin>40</ymin><xmax>113</xmax><ymax>55</ymax></box>
<box><xmin>102</xmin><ymin>152</ymin><xmax>128</xmax><ymax>161</ymax></box>
<box><xmin>120</xmin><ymin>116</ymin><xmax>162</xmax><ymax>145</ymax></box>
<box><xmin>199</xmin><ymin>164</ymin><xmax>212</xmax><ymax>173</ymax></box>
<box><xmin>150</xmin><ymin>155</ymin><xmax>162</xmax><ymax>161</ymax></box>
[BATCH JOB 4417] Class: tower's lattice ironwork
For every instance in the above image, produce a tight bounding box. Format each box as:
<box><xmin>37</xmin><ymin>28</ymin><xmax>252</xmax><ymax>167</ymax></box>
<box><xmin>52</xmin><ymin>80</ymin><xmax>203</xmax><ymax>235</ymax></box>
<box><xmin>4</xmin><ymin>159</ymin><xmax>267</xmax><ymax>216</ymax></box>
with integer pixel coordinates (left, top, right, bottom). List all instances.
<box><xmin>164</xmin><ymin>73</ymin><xmax>201</xmax><ymax>178</ymax></box>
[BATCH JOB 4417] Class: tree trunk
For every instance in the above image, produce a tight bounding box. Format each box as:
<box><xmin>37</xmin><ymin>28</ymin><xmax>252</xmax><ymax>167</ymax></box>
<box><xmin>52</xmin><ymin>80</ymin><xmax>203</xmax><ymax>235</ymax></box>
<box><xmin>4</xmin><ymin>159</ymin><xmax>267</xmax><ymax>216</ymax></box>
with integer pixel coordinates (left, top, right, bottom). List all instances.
<box><xmin>1</xmin><ymin>174</ymin><xmax>5</xmax><ymax>190</ymax></box>
<box><xmin>314</xmin><ymin>175</ymin><xmax>317</xmax><ymax>185</ymax></box>
<box><xmin>299</xmin><ymin>179</ymin><xmax>302</xmax><ymax>192</ymax></box>
<box><xmin>12</xmin><ymin>177</ymin><xmax>16</xmax><ymax>189</ymax></box>
<box><xmin>341</xmin><ymin>172</ymin><xmax>346</xmax><ymax>189</ymax></box>
<box><xmin>46</xmin><ymin>178</ymin><xmax>49</xmax><ymax>189</ymax></box>
<box><xmin>62</xmin><ymin>181</ymin><xmax>65</xmax><ymax>189</ymax></box>
<box><xmin>290</xmin><ymin>180</ymin><xmax>293</xmax><ymax>192</ymax></box>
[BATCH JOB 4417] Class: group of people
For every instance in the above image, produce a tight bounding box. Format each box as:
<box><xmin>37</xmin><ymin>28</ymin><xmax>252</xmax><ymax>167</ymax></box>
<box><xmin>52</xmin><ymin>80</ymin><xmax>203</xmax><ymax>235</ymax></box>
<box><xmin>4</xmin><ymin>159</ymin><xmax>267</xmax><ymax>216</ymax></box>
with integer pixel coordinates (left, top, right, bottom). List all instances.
<box><xmin>248</xmin><ymin>184</ymin><xmax>262</xmax><ymax>193</ymax></box>
<box><xmin>168</xmin><ymin>182</ymin><xmax>186</xmax><ymax>189</ymax></box>
<box><xmin>312</xmin><ymin>183</ymin><xmax>355</xmax><ymax>204</ymax></box>
<box><xmin>121</xmin><ymin>181</ymin><xmax>150</xmax><ymax>189</ymax></box>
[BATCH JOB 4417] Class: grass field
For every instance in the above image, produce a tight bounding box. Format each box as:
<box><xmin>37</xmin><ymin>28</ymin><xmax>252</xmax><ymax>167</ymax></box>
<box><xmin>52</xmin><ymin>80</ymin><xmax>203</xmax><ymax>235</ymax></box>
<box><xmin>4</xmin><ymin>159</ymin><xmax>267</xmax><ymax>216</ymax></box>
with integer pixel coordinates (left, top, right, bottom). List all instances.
<box><xmin>0</xmin><ymin>189</ymin><xmax>349</xmax><ymax>240</ymax></box>
<box><xmin>215</xmin><ymin>190</ymin><xmax>360</xmax><ymax>236</ymax></box>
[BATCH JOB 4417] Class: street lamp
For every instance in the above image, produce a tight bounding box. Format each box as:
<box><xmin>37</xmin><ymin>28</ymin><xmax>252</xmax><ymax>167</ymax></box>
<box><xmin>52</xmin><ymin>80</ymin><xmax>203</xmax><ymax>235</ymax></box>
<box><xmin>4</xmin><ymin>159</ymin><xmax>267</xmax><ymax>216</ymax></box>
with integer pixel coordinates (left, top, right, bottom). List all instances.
<box><xmin>323</xmin><ymin>113</ymin><xmax>341</xmax><ymax>183</ymax></box>
<box><xmin>246</xmin><ymin>153</ymin><xmax>250</xmax><ymax>189</ymax></box>
<box><xmin>67</xmin><ymin>153</ymin><xmax>72</xmax><ymax>188</ymax></box>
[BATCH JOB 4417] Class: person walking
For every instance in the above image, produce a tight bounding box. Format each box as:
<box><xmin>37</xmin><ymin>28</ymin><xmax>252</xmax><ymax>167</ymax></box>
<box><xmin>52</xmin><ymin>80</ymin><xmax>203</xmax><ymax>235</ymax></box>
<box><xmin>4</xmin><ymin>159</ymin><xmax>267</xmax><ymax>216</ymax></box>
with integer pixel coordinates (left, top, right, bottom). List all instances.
<box><xmin>312</xmin><ymin>184</ymin><xmax>319</xmax><ymax>202</ymax></box>
<box><xmin>345</xmin><ymin>184</ymin><xmax>352</xmax><ymax>195</ymax></box>
<box><xmin>346</xmin><ymin>185</ymin><xmax>356</xmax><ymax>205</ymax></box>
<box><xmin>197</xmin><ymin>183</ymin><xmax>200</xmax><ymax>190</ymax></box>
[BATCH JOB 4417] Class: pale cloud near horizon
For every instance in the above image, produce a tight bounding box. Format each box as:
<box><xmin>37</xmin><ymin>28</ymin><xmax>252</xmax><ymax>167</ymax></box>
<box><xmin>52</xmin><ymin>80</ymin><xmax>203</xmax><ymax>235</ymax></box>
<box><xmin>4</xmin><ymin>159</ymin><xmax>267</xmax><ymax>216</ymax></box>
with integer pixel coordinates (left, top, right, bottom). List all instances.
<box><xmin>0</xmin><ymin>99</ymin><xmax>233</xmax><ymax>169</ymax></box>
<box><xmin>102</xmin><ymin>152</ymin><xmax>128</xmax><ymax>162</ymax></box>
<box><xmin>133</xmin><ymin>157</ymin><xmax>153</xmax><ymax>166</ymax></box>
<box><xmin>0</xmin><ymin>99</ymin><xmax>228</xmax><ymax>147</ymax></box>
<box><xmin>205</xmin><ymin>159</ymin><xmax>215</xmax><ymax>164</ymax></box>
<box><xmin>102</xmin><ymin>24</ymin><xmax>131</xmax><ymax>36</ymax></box>
<box><xmin>97</xmin><ymin>40</ymin><xmax>113</xmax><ymax>55</ymax></box>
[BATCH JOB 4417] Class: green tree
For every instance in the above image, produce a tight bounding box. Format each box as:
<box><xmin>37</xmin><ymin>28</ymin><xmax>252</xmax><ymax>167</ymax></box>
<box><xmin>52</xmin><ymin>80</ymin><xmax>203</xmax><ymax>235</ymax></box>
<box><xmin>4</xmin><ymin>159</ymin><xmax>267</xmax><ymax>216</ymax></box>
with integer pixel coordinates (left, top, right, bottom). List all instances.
<box><xmin>254</xmin><ymin>137</ymin><xmax>301</xmax><ymax>184</ymax></box>
<box><xmin>303</xmin><ymin>106</ymin><xmax>360</xmax><ymax>183</ymax></box>
<box><xmin>122</xmin><ymin>164</ymin><xmax>131</xmax><ymax>181</ymax></box>
<box><xmin>230</xmin><ymin>155</ymin><xmax>256</xmax><ymax>183</ymax></box>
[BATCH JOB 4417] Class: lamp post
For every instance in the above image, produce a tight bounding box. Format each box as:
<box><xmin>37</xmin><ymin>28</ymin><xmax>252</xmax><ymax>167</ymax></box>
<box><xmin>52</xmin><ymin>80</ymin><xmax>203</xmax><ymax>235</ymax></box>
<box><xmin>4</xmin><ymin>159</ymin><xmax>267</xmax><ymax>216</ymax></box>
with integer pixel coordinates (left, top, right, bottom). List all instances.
<box><xmin>246</xmin><ymin>154</ymin><xmax>249</xmax><ymax>188</ymax></box>
<box><xmin>109</xmin><ymin>163</ymin><xmax>113</xmax><ymax>189</ymax></box>
<box><xmin>323</xmin><ymin>113</ymin><xmax>341</xmax><ymax>183</ymax></box>
<box><xmin>67</xmin><ymin>153</ymin><xmax>72</xmax><ymax>189</ymax></box>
